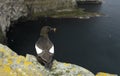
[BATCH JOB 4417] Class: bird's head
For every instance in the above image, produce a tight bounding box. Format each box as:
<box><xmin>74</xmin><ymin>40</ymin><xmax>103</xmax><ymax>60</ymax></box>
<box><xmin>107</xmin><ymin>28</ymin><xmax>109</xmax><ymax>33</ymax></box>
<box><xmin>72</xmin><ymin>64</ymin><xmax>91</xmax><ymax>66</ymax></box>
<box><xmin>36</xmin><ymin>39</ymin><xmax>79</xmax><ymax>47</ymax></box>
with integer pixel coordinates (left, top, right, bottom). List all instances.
<box><xmin>40</xmin><ymin>26</ymin><xmax>56</xmax><ymax>36</ymax></box>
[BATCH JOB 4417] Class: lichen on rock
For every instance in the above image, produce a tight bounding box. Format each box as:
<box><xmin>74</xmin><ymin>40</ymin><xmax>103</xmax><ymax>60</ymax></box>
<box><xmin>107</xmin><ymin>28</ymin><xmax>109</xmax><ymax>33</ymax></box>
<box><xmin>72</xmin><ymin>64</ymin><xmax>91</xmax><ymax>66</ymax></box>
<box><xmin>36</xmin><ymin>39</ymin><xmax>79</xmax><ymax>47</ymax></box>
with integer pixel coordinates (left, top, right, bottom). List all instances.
<box><xmin>0</xmin><ymin>44</ymin><xmax>44</xmax><ymax>76</ymax></box>
<box><xmin>96</xmin><ymin>72</ymin><xmax>118</xmax><ymax>76</ymax></box>
<box><xmin>0</xmin><ymin>44</ymin><xmax>118</xmax><ymax>76</ymax></box>
<box><xmin>0</xmin><ymin>43</ymin><xmax>95</xmax><ymax>76</ymax></box>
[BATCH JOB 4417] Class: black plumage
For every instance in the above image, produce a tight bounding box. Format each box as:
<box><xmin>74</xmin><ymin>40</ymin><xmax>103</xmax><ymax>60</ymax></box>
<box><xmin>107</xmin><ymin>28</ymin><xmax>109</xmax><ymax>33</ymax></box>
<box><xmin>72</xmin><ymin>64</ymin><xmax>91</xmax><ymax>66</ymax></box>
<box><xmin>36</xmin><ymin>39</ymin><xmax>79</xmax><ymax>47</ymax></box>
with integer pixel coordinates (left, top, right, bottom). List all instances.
<box><xmin>35</xmin><ymin>26</ymin><xmax>56</xmax><ymax>69</ymax></box>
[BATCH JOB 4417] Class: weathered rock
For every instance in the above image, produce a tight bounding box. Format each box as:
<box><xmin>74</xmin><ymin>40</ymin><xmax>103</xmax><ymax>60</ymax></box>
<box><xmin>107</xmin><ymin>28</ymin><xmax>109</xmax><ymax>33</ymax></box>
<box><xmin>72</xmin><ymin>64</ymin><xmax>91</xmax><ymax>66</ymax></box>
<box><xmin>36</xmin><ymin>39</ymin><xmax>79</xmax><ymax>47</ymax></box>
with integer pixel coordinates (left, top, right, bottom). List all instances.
<box><xmin>0</xmin><ymin>0</ymin><xmax>27</xmax><ymax>35</ymax></box>
<box><xmin>0</xmin><ymin>44</ymin><xmax>118</xmax><ymax>76</ymax></box>
<box><xmin>26</xmin><ymin>54</ymin><xmax>95</xmax><ymax>76</ymax></box>
<box><xmin>25</xmin><ymin>0</ymin><xmax>77</xmax><ymax>13</ymax></box>
<box><xmin>0</xmin><ymin>0</ymin><xmax>102</xmax><ymax>43</ymax></box>
<box><xmin>0</xmin><ymin>44</ymin><xmax>45</xmax><ymax>76</ymax></box>
<box><xmin>96</xmin><ymin>72</ymin><xmax>118</xmax><ymax>76</ymax></box>
<box><xmin>24</xmin><ymin>0</ymin><xmax>103</xmax><ymax>20</ymax></box>
<box><xmin>0</xmin><ymin>43</ymin><xmax>95</xmax><ymax>76</ymax></box>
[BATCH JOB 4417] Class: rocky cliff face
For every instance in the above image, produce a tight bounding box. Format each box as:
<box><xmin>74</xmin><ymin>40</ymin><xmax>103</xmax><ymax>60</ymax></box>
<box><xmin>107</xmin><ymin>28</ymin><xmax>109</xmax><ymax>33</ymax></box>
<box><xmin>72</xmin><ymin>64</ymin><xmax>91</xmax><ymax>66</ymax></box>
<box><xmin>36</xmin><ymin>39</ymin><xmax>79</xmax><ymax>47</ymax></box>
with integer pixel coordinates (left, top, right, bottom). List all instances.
<box><xmin>0</xmin><ymin>0</ymin><xmax>27</xmax><ymax>44</ymax></box>
<box><xmin>0</xmin><ymin>0</ymin><xmax>77</xmax><ymax>43</ymax></box>
<box><xmin>0</xmin><ymin>43</ymin><xmax>95</xmax><ymax>76</ymax></box>
<box><xmin>0</xmin><ymin>44</ymin><xmax>118</xmax><ymax>76</ymax></box>
<box><xmin>25</xmin><ymin>0</ymin><xmax>77</xmax><ymax>13</ymax></box>
<box><xmin>1</xmin><ymin>44</ymin><xmax>93</xmax><ymax>76</ymax></box>
<box><xmin>0</xmin><ymin>0</ymin><xmax>102</xmax><ymax>43</ymax></box>
<box><xmin>0</xmin><ymin>0</ymin><xmax>27</xmax><ymax>36</ymax></box>
<box><xmin>24</xmin><ymin>0</ymin><xmax>79</xmax><ymax>19</ymax></box>
<box><xmin>0</xmin><ymin>1</ymin><xmax>117</xmax><ymax>76</ymax></box>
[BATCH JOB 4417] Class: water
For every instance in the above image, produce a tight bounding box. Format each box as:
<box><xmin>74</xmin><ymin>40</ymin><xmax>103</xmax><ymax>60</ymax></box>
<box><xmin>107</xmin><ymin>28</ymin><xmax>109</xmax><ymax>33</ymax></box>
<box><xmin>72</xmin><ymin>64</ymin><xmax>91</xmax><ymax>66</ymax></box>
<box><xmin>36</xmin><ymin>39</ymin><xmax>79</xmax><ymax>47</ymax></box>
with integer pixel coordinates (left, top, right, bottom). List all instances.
<box><xmin>7</xmin><ymin>0</ymin><xmax>120</xmax><ymax>74</ymax></box>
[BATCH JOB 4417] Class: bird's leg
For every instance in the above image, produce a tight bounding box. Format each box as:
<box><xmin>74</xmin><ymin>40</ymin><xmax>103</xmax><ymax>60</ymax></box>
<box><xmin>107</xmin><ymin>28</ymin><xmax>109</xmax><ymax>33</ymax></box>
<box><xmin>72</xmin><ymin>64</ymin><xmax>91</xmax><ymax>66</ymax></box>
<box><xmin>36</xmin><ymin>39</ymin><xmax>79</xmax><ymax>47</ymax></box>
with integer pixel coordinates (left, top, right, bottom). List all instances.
<box><xmin>48</xmin><ymin>61</ymin><xmax>53</xmax><ymax>70</ymax></box>
<box><xmin>36</xmin><ymin>55</ymin><xmax>52</xmax><ymax>69</ymax></box>
<box><xmin>44</xmin><ymin>59</ymin><xmax>53</xmax><ymax>70</ymax></box>
<box><xmin>44</xmin><ymin>62</ymin><xmax>52</xmax><ymax>70</ymax></box>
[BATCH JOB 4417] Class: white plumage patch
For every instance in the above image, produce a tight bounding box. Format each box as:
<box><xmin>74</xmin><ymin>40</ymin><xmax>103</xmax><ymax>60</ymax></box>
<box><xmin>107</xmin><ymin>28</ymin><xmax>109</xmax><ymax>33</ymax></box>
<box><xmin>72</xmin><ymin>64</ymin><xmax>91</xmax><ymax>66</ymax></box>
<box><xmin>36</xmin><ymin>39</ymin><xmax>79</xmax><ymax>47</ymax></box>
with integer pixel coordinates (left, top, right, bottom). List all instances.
<box><xmin>35</xmin><ymin>45</ymin><xmax>43</xmax><ymax>54</ymax></box>
<box><xmin>49</xmin><ymin>45</ymin><xmax>54</xmax><ymax>54</ymax></box>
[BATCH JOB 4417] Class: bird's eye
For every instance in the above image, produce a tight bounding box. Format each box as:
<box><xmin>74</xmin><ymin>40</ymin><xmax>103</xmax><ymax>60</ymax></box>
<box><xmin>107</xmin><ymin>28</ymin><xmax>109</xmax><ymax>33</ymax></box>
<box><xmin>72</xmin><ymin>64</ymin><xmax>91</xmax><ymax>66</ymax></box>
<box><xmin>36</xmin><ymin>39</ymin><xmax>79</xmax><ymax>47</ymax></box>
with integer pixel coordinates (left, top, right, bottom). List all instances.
<box><xmin>49</xmin><ymin>46</ymin><xmax>54</xmax><ymax>54</ymax></box>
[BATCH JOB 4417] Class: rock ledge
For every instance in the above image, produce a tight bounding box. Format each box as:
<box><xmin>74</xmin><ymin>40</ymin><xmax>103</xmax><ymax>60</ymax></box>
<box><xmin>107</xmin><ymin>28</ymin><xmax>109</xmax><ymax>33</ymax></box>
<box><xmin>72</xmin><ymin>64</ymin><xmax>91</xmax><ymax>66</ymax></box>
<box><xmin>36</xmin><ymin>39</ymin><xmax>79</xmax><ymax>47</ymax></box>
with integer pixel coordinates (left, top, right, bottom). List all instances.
<box><xmin>0</xmin><ymin>44</ymin><xmax>118</xmax><ymax>76</ymax></box>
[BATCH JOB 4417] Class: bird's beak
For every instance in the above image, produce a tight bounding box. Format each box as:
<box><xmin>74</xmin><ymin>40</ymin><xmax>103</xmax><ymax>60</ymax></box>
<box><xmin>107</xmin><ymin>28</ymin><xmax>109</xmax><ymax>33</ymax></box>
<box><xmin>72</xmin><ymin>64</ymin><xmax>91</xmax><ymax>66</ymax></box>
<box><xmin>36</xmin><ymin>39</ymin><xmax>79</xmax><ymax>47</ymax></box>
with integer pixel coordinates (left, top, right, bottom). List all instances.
<box><xmin>51</xmin><ymin>28</ymin><xmax>56</xmax><ymax>32</ymax></box>
<box><xmin>53</xmin><ymin>28</ymin><xmax>56</xmax><ymax>32</ymax></box>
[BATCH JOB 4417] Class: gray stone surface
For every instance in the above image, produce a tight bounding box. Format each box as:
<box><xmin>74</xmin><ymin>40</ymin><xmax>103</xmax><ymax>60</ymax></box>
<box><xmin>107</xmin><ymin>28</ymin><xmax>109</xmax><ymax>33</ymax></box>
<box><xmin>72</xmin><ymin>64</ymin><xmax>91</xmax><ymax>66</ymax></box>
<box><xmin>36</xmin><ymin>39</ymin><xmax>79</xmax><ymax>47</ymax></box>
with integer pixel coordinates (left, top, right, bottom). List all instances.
<box><xmin>0</xmin><ymin>44</ymin><xmax>118</xmax><ymax>76</ymax></box>
<box><xmin>25</xmin><ymin>0</ymin><xmax>77</xmax><ymax>13</ymax></box>
<box><xmin>26</xmin><ymin>54</ymin><xmax>95</xmax><ymax>76</ymax></box>
<box><xmin>0</xmin><ymin>0</ymin><xmax>77</xmax><ymax>39</ymax></box>
<box><xmin>0</xmin><ymin>0</ymin><xmax>27</xmax><ymax>35</ymax></box>
<box><xmin>0</xmin><ymin>43</ymin><xmax>95</xmax><ymax>76</ymax></box>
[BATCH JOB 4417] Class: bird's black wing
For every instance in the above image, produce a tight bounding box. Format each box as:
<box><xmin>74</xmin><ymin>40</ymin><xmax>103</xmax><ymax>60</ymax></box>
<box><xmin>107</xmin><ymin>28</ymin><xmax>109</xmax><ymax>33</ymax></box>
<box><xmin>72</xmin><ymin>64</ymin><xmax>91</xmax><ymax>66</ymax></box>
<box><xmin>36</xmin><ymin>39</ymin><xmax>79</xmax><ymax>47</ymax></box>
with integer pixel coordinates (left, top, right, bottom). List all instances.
<box><xmin>35</xmin><ymin>37</ymin><xmax>53</xmax><ymax>51</ymax></box>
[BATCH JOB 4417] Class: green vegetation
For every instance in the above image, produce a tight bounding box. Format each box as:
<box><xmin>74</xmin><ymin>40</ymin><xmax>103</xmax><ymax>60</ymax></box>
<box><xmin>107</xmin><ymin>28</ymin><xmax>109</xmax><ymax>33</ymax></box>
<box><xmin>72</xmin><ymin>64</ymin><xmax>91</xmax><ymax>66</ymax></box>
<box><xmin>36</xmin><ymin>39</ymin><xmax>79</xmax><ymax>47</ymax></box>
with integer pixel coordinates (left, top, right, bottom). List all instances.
<box><xmin>30</xmin><ymin>8</ymin><xmax>101</xmax><ymax>19</ymax></box>
<box><xmin>24</xmin><ymin>0</ymin><xmax>102</xmax><ymax>19</ymax></box>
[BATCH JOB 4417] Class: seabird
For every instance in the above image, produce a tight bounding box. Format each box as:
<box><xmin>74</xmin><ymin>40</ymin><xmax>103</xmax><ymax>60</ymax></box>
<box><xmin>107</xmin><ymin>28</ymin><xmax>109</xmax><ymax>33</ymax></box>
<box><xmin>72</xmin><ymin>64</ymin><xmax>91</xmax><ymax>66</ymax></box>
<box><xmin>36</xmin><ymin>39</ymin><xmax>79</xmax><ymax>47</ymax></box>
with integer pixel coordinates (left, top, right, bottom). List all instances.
<box><xmin>35</xmin><ymin>26</ymin><xmax>56</xmax><ymax>69</ymax></box>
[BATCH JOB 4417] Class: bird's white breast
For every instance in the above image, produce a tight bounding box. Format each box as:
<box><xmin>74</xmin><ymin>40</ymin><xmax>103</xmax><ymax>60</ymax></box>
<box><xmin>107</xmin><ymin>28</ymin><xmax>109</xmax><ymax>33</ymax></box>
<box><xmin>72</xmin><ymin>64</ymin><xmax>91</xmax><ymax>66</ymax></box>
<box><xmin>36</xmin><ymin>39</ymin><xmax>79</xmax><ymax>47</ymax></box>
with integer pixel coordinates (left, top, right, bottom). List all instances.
<box><xmin>35</xmin><ymin>45</ymin><xmax>54</xmax><ymax>54</ymax></box>
<box><xmin>49</xmin><ymin>45</ymin><xmax>54</xmax><ymax>54</ymax></box>
<box><xmin>35</xmin><ymin>45</ymin><xmax>43</xmax><ymax>54</ymax></box>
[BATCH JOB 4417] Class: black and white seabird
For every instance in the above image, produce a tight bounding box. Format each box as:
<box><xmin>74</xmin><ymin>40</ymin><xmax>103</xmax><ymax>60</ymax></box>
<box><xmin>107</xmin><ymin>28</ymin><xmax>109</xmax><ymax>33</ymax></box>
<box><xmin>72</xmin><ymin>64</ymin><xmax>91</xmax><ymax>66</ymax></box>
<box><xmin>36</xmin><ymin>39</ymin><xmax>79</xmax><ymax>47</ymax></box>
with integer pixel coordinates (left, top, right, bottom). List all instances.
<box><xmin>35</xmin><ymin>26</ymin><xmax>56</xmax><ymax>69</ymax></box>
